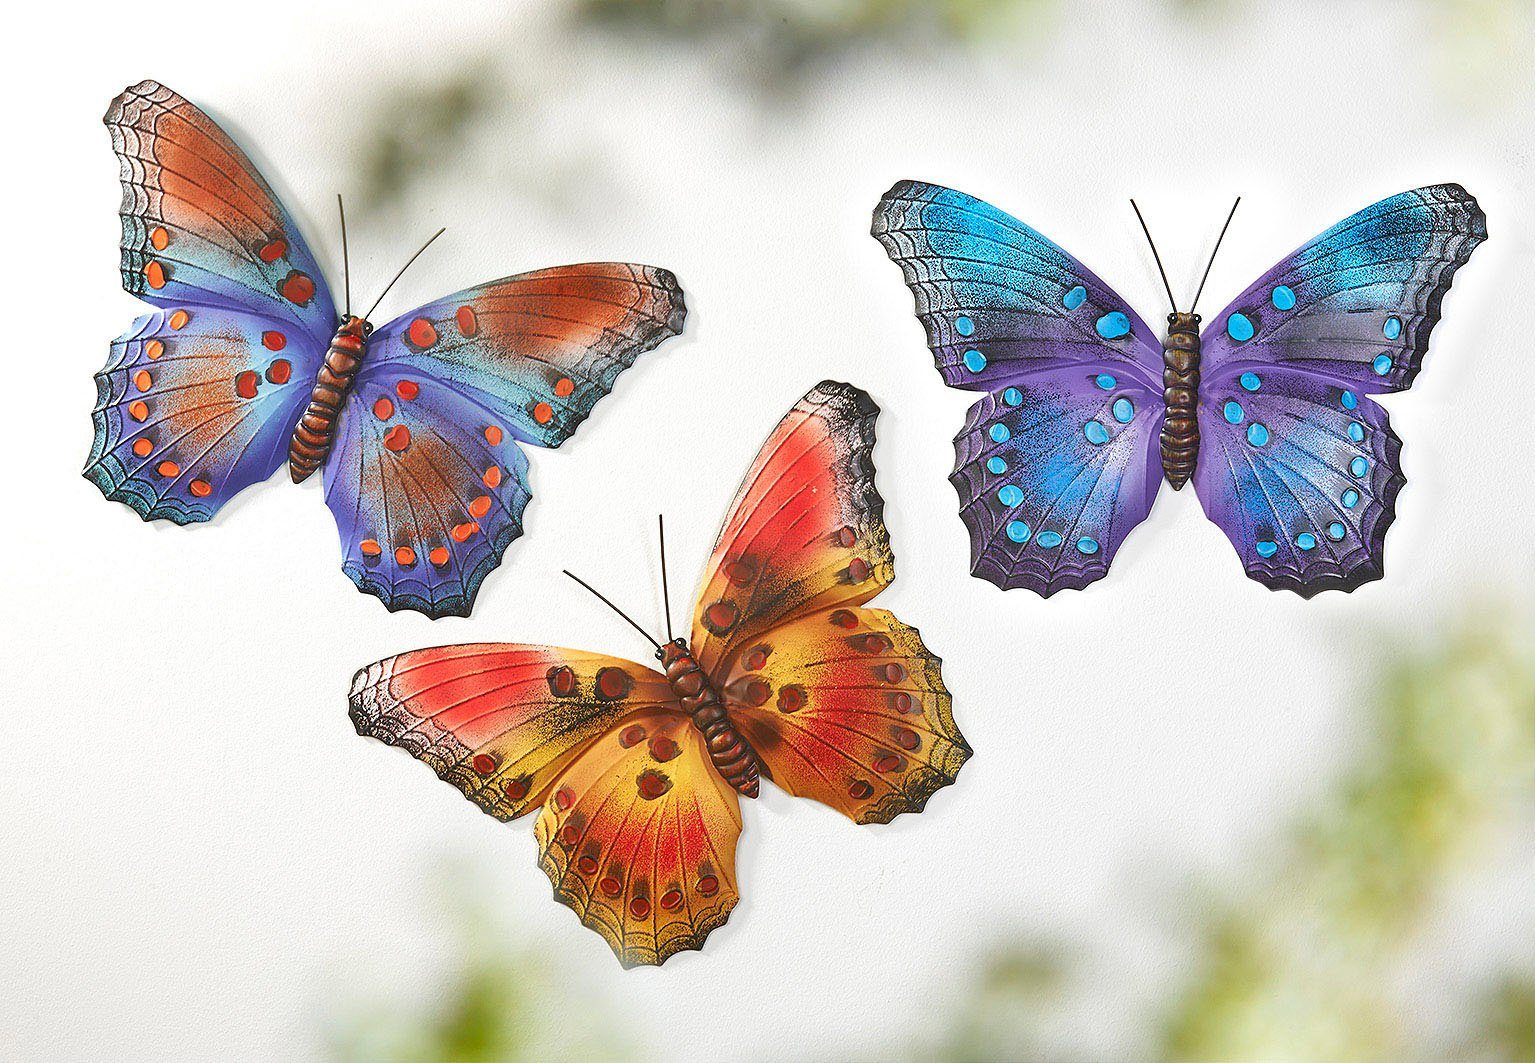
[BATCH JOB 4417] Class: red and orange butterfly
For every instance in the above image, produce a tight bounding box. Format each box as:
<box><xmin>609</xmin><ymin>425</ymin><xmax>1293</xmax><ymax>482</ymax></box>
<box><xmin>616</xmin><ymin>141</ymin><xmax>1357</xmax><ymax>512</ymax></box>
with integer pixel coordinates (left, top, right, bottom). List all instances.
<box><xmin>349</xmin><ymin>381</ymin><xmax>971</xmax><ymax>966</ymax></box>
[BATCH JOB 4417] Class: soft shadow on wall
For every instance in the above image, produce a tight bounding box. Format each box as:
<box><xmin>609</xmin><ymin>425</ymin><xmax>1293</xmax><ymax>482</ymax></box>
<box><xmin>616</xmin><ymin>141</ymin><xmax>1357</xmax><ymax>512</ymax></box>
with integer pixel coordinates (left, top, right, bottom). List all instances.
<box><xmin>325</xmin><ymin>608</ymin><xmax>1535</xmax><ymax>1062</ymax></box>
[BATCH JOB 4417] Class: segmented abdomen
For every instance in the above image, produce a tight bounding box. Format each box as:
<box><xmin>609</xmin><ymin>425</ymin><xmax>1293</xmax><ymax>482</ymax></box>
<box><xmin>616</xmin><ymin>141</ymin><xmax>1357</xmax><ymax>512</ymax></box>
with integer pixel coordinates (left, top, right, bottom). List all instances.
<box><xmin>661</xmin><ymin>645</ymin><xmax>761</xmax><ymax>797</ymax></box>
<box><xmin>288</xmin><ymin>333</ymin><xmax>365</xmax><ymax>483</ymax></box>
<box><xmin>1160</xmin><ymin>328</ymin><xmax>1200</xmax><ymax>489</ymax></box>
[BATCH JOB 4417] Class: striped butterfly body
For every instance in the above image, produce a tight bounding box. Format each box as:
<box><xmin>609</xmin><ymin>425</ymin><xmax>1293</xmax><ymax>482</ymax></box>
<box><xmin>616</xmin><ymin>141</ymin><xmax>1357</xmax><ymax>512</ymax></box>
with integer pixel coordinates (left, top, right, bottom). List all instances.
<box><xmin>874</xmin><ymin>181</ymin><xmax>1486</xmax><ymax>597</ymax></box>
<box><xmin>350</xmin><ymin>382</ymin><xmax>971</xmax><ymax>967</ymax></box>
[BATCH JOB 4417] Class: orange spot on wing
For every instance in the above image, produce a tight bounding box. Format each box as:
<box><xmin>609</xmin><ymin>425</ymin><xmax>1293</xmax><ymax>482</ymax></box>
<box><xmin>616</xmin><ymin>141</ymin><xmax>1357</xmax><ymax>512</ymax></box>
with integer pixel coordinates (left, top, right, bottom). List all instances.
<box><xmin>451</xmin><ymin>521</ymin><xmax>479</xmax><ymax>542</ymax></box>
<box><xmin>258</xmin><ymin>238</ymin><xmax>288</xmax><ymax>263</ymax></box>
<box><xmin>532</xmin><ymin>402</ymin><xmax>554</xmax><ymax>425</ymax></box>
<box><xmin>468</xmin><ymin>495</ymin><xmax>492</xmax><ymax>519</ymax></box>
<box><xmin>395</xmin><ymin>380</ymin><xmax>419</xmax><ymax>401</ymax></box>
<box><xmin>373</xmin><ymin>397</ymin><xmax>395</xmax><ymax>421</ymax></box>
<box><xmin>144</xmin><ymin>339</ymin><xmax>164</xmax><ymax>360</ymax></box>
<box><xmin>128</xmin><ymin>401</ymin><xmax>148</xmax><ymax>421</ymax></box>
<box><xmin>280</xmin><ymin>271</ymin><xmax>315</xmax><ymax>305</ymax></box>
<box><xmin>553</xmin><ymin>377</ymin><xmax>575</xmax><ymax>398</ymax></box>
<box><xmin>482</xmin><ymin>466</ymin><xmax>502</xmax><ymax>488</ymax></box>
<box><xmin>133</xmin><ymin>370</ymin><xmax>153</xmax><ymax>392</ymax></box>
<box><xmin>144</xmin><ymin>261</ymin><xmax>167</xmax><ymax>289</ymax></box>
<box><xmin>131</xmin><ymin>438</ymin><xmax>153</xmax><ymax>457</ymax></box>
<box><xmin>359</xmin><ymin>539</ymin><xmax>383</xmax><ymax>558</ymax></box>
<box><xmin>156</xmin><ymin>460</ymin><xmax>180</xmax><ymax>478</ymax></box>
<box><xmin>265</xmin><ymin>359</ymin><xmax>291</xmax><ymax>385</ymax></box>
<box><xmin>150</xmin><ymin>227</ymin><xmax>169</xmax><ymax>250</ymax></box>
<box><xmin>483</xmin><ymin>425</ymin><xmax>503</xmax><ymax>446</ymax></box>
<box><xmin>394</xmin><ymin>546</ymin><xmax>417</xmax><ymax>567</ymax></box>
<box><xmin>168</xmin><ymin>309</ymin><xmax>190</xmax><ymax>330</ymax></box>
<box><xmin>262</xmin><ymin>331</ymin><xmax>286</xmax><ymax>351</ymax></box>
<box><xmin>428</xmin><ymin>546</ymin><xmax>450</xmax><ymax>567</ymax></box>
<box><xmin>382</xmin><ymin>425</ymin><xmax>411</xmax><ymax>452</ymax></box>
<box><xmin>189</xmin><ymin>479</ymin><xmax>212</xmax><ymax>498</ymax></box>
<box><xmin>455</xmin><ymin>305</ymin><xmax>479</xmax><ymax>337</ymax></box>
<box><xmin>406</xmin><ymin>318</ymin><xmax>438</xmax><ymax>350</ymax></box>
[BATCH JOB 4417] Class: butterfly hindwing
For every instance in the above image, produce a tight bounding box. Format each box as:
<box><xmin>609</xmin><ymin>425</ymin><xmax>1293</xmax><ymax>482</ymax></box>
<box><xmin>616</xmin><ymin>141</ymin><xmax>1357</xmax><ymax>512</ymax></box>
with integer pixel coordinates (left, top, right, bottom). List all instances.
<box><xmin>104</xmin><ymin>80</ymin><xmax>337</xmax><ymax>344</ymax></box>
<box><xmin>323</xmin><ymin>264</ymin><xmax>686</xmax><ymax>618</ymax></box>
<box><xmin>721</xmin><ymin>607</ymin><xmax>968</xmax><ymax>824</ymax></box>
<box><xmin>952</xmin><ymin>369</ymin><xmax>1163</xmax><ymax>595</ymax></box>
<box><xmin>534</xmin><ymin>706</ymin><xmax>742</xmax><ymax>968</ymax></box>
<box><xmin>873</xmin><ymin>181</ymin><xmax>1167</xmax><ymax>593</ymax></box>
<box><xmin>85</xmin><ymin>305</ymin><xmax>321</xmax><ymax>522</ymax></box>
<box><xmin>349</xmin><ymin>645</ymin><xmax>674</xmax><ymax>821</ymax></box>
<box><xmin>1196</xmin><ymin>185</ymin><xmax>1486</xmax><ymax>594</ymax></box>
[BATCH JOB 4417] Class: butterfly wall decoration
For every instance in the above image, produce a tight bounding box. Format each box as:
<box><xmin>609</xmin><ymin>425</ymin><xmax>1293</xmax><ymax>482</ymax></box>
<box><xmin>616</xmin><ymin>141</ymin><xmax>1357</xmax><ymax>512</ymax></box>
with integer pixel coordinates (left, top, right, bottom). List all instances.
<box><xmin>349</xmin><ymin>381</ymin><xmax>971</xmax><ymax>967</ymax></box>
<box><xmin>872</xmin><ymin>181</ymin><xmax>1486</xmax><ymax>597</ymax></box>
<box><xmin>87</xmin><ymin>80</ymin><xmax>686</xmax><ymax>618</ymax></box>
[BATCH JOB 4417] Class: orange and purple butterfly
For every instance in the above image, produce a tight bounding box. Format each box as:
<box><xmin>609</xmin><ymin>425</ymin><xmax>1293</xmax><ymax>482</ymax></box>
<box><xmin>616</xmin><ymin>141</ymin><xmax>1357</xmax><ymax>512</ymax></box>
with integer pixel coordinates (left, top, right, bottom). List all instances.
<box><xmin>86</xmin><ymin>81</ymin><xmax>686</xmax><ymax>618</ymax></box>
<box><xmin>349</xmin><ymin>381</ymin><xmax>971</xmax><ymax>967</ymax></box>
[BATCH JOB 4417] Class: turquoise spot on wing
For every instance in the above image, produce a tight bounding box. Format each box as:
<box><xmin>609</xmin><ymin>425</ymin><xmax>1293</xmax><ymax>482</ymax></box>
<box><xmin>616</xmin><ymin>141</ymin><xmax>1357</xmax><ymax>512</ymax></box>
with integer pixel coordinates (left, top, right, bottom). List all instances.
<box><xmin>1006</xmin><ymin>520</ymin><xmax>1031</xmax><ymax>543</ymax></box>
<box><xmin>1341</xmin><ymin>390</ymin><xmax>1359</xmax><ymax>410</ymax></box>
<box><xmin>1003</xmin><ymin>387</ymin><xmax>1022</xmax><ymax>406</ymax></box>
<box><xmin>1383</xmin><ymin>316</ymin><xmax>1402</xmax><ymax>340</ymax></box>
<box><xmin>1094</xmin><ymin>374</ymin><xmax>1117</xmax><ymax>391</ymax></box>
<box><xmin>1342</xmin><ymin>489</ymin><xmax>1360</xmax><ymax>509</ymax></box>
<box><xmin>955</xmin><ymin>316</ymin><xmax>975</xmax><ymax>337</ymax></box>
<box><xmin>1223</xmin><ymin>401</ymin><xmax>1244</xmax><ymax>425</ymax></box>
<box><xmin>1296</xmin><ymin>532</ymin><xmax>1317</xmax><ymax>551</ymax></box>
<box><xmin>1326</xmin><ymin>521</ymin><xmax>1347</xmax><ymax>541</ymax></box>
<box><xmin>1095</xmin><ymin>312</ymin><xmax>1131</xmax><ymax>340</ymax></box>
<box><xmin>963</xmin><ymin>348</ymin><xmax>988</xmax><ymax>373</ymax></box>
<box><xmin>1246</xmin><ymin>423</ymin><xmax>1270</xmax><ymax>447</ymax></box>
<box><xmin>997</xmin><ymin>484</ymin><xmax>1023</xmax><ymax>507</ymax></box>
<box><xmin>989</xmin><ymin>423</ymin><xmax>1011</xmax><ymax>443</ymax></box>
<box><xmin>1076</xmin><ymin>537</ymin><xmax>1100</xmax><ymax>555</ymax></box>
<box><xmin>986</xmin><ymin>456</ymin><xmax>1008</xmax><ymax>475</ymax></box>
<box><xmin>1063</xmin><ymin>285</ymin><xmax>1087</xmax><ymax>310</ymax></box>
<box><xmin>1372</xmin><ymin>353</ymin><xmax>1393</xmax><ymax>376</ymax></box>
<box><xmin>1226</xmin><ymin>312</ymin><xmax>1255</xmax><ymax>342</ymax></box>
<box><xmin>1084</xmin><ymin>420</ymin><xmax>1110</xmax><ymax>445</ymax></box>
<box><xmin>1348</xmin><ymin>421</ymin><xmax>1365</xmax><ymax>443</ymax></box>
<box><xmin>1035</xmin><ymin>531</ymin><xmax>1063</xmax><ymax>549</ymax></box>
<box><xmin>1240</xmin><ymin>372</ymin><xmax>1261</xmax><ymax>392</ymax></box>
<box><xmin>1112</xmin><ymin>397</ymin><xmax>1135</xmax><ymax>423</ymax></box>
<box><xmin>1256</xmin><ymin>540</ymin><xmax>1279</xmax><ymax>559</ymax></box>
<box><xmin>1271</xmin><ymin>285</ymin><xmax>1296</xmax><ymax>311</ymax></box>
<box><xmin>1351</xmin><ymin>456</ymin><xmax>1369</xmax><ymax>477</ymax></box>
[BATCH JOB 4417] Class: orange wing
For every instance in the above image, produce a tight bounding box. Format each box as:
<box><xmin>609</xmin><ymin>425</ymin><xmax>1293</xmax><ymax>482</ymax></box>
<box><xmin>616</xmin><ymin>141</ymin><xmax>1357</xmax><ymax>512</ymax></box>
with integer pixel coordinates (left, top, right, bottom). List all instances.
<box><xmin>348</xmin><ymin>645</ymin><xmax>673</xmax><ymax>820</ymax></box>
<box><xmin>718</xmin><ymin>607</ymin><xmax>968</xmax><ymax>823</ymax></box>
<box><xmin>535</xmin><ymin>708</ymin><xmax>742</xmax><ymax>967</ymax></box>
<box><xmin>691</xmin><ymin>381</ymin><xmax>894</xmax><ymax>676</ymax></box>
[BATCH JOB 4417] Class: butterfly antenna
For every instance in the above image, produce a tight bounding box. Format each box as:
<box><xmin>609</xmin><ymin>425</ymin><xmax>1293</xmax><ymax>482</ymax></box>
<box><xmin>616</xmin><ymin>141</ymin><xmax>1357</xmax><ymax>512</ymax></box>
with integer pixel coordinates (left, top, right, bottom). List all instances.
<box><xmin>336</xmin><ymin>194</ymin><xmax>352</xmax><ymax>317</ymax></box>
<box><xmin>1130</xmin><ymin>199</ymin><xmax>1179</xmax><ymax>315</ymax></box>
<box><xmin>563</xmin><ymin>569</ymin><xmax>663</xmax><ymax>652</ymax></box>
<box><xmin>364</xmin><ymin>227</ymin><xmax>447</xmax><ymax>321</ymax></box>
<box><xmin>657</xmin><ymin>514</ymin><xmax>675</xmax><ymax>643</ymax></box>
<box><xmin>1190</xmin><ymin>197</ymin><xmax>1241</xmax><ymax>314</ymax></box>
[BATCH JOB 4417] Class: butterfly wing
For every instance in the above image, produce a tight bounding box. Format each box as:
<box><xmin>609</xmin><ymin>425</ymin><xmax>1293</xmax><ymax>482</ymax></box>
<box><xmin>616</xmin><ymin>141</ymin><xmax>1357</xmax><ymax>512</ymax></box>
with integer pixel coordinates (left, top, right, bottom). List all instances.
<box><xmin>104</xmin><ymin>80</ymin><xmax>337</xmax><ymax>342</ymax></box>
<box><xmin>691</xmin><ymin>381</ymin><xmax>971</xmax><ymax>822</ymax></box>
<box><xmin>534</xmin><ymin>706</ymin><xmax>742</xmax><ymax>968</ymax></box>
<box><xmin>349</xmin><ymin>645</ymin><xmax>674</xmax><ymax>821</ymax></box>
<box><xmin>1194</xmin><ymin>185</ymin><xmax>1487</xmax><ymax>594</ymax></box>
<box><xmin>85</xmin><ymin>306</ymin><xmax>321</xmax><ymax>522</ymax></box>
<box><xmin>873</xmin><ymin>180</ymin><xmax>1165</xmax><ymax>593</ymax></box>
<box><xmin>325</xmin><ymin>264</ymin><xmax>687</xmax><ymax>618</ymax></box>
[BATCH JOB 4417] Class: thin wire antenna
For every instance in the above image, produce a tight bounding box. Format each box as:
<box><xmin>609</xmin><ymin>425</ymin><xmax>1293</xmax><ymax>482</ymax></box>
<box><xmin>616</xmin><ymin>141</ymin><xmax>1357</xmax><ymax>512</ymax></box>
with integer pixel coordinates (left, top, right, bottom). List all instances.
<box><xmin>563</xmin><ymin>569</ymin><xmax>663</xmax><ymax>652</ymax></box>
<box><xmin>657</xmin><ymin>514</ymin><xmax>675</xmax><ymax>643</ymax></box>
<box><xmin>1130</xmin><ymin>199</ymin><xmax>1179</xmax><ymax>314</ymax></box>
<box><xmin>336</xmin><ymin>194</ymin><xmax>352</xmax><ymax>317</ymax></box>
<box><xmin>363</xmin><ymin>227</ymin><xmax>447</xmax><ymax>321</ymax></box>
<box><xmin>1190</xmin><ymin>197</ymin><xmax>1242</xmax><ymax>314</ymax></box>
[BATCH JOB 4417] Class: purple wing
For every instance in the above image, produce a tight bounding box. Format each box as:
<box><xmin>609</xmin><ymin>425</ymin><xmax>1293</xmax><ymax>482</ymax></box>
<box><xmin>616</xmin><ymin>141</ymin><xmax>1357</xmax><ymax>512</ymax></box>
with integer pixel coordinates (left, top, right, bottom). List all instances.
<box><xmin>872</xmin><ymin>180</ymin><xmax>1164</xmax><ymax>594</ymax></box>
<box><xmin>323</xmin><ymin>264</ymin><xmax>686</xmax><ymax>618</ymax></box>
<box><xmin>1195</xmin><ymin>185</ymin><xmax>1486</xmax><ymax>594</ymax></box>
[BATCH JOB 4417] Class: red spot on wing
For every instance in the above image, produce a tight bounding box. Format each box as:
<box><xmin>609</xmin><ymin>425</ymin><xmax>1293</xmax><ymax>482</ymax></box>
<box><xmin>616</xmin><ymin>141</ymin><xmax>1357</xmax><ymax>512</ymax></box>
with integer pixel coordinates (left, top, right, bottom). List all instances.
<box><xmin>261</xmin><ymin>331</ymin><xmax>286</xmax><ymax>351</ymax></box>
<box><xmin>395</xmin><ymin>546</ymin><xmax>417</xmax><ymax>567</ymax></box>
<box><xmin>532</xmin><ymin>402</ymin><xmax>554</xmax><ymax>425</ymax></box>
<box><xmin>429</xmin><ymin>547</ymin><xmax>450</xmax><ymax>567</ymax></box>
<box><xmin>265</xmin><ymin>359</ymin><xmax>291</xmax><ymax>384</ymax></box>
<box><xmin>554</xmin><ymin>377</ymin><xmax>575</xmax><ymax>397</ymax></box>
<box><xmin>471</xmin><ymin>753</ymin><xmax>497</xmax><ymax>775</ymax></box>
<box><xmin>235</xmin><ymin>371</ymin><xmax>259</xmax><ymax>399</ymax></box>
<box><xmin>156</xmin><ymin>460</ymin><xmax>180</xmax><ymax>477</ymax></box>
<box><xmin>396</xmin><ymin>380</ymin><xmax>420</xmax><ymax>401</ymax></box>
<box><xmin>504</xmin><ymin>776</ymin><xmax>531</xmax><ymax>801</ymax></box>
<box><xmin>359</xmin><ymin>539</ymin><xmax>383</xmax><ymax>558</ymax></box>
<box><xmin>280</xmin><ymin>271</ymin><xmax>315</xmax><ymax>306</ymax></box>
<box><xmin>455</xmin><ymin>305</ymin><xmax>479</xmax><ymax>337</ymax></box>
<box><xmin>483</xmin><ymin>425</ymin><xmax>503</xmax><ymax>446</ymax></box>
<box><xmin>189</xmin><ymin>479</ymin><xmax>212</xmax><ymax>498</ymax></box>
<box><xmin>406</xmin><ymin>318</ymin><xmax>438</xmax><ymax>350</ymax></box>
<box><xmin>258</xmin><ymin>238</ymin><xmax>288</xmax><ymax>263</ymax></box>
<box><xmin>373</xmin><ymin>397</ymin><xmax>395</xmax><ymax>421</ymax></box>
<box><xmin>382</xmin><ymin>425</ymin><xmax>411</xmax><ymax>452</ymax></box>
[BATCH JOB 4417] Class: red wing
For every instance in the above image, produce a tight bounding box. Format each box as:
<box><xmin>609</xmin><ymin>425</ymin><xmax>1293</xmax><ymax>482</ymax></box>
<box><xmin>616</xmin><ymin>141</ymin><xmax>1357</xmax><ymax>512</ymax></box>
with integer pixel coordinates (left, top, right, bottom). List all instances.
<box><xmin>348</xmin><ymin>645</ymin><xmax>674</xmax><ymax>820</ymax></box>
<box><xmin>535</xmin><ymin>708</ymin><xmax>742</xmax><ymax>967</ymax></box>
<box><xmin>691</xmin><ymin>381</ymin><xmax>894</xmax><ymax>677</ymax></box>
<box><xmin>720</xmin><ymin>607</ymin><xmax>969</xmax><ymax>824</ymax></box>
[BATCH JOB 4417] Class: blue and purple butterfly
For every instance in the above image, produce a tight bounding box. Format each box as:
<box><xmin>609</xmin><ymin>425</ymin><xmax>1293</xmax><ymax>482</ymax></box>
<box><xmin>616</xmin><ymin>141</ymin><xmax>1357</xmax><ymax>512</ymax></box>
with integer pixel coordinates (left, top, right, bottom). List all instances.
<box><xmin>87</xmin><ymin>80</ymin><xmax>686</xmax><ymax>618</ymax></box>
<box><xmin>873</xmin><ymin>181</ymin><xmax>1486</xmax><ymax>597</ymax></box>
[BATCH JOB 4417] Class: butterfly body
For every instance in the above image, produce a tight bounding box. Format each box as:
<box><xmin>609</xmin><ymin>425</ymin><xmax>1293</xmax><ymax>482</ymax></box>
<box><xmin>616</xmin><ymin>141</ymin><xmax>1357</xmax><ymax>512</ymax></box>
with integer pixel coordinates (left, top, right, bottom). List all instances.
<box><xmin>659</xmin><ymin>640</ymin><xmax>763</xmax><ymax>797</ymax></box>
<box><xmin>1159</xmin><ymin>312</ymin><xmax>1202</xmax><ymax>489</ymax></box>
<box><xmin>288</xmin><ymin>315</ymin><xmax>374</xmax><ymax>482</ymax></box>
